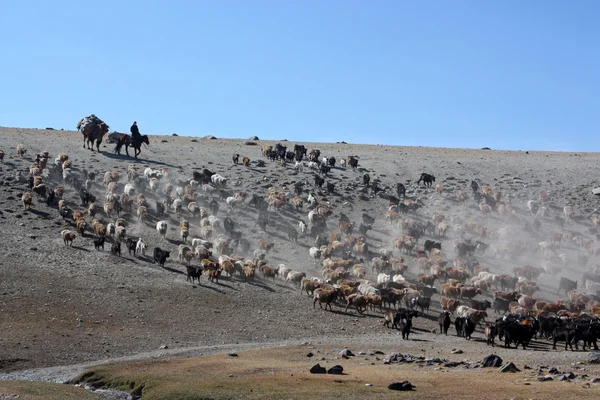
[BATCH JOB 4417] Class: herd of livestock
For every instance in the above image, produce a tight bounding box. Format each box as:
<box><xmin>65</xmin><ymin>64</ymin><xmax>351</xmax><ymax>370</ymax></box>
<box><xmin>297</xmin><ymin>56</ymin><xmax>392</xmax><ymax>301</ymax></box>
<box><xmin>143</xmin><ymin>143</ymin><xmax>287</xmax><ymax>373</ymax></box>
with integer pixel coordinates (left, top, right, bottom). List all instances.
<box><xmin>5</xmin><ymin>136</ymin><xmax>600</xmax><ymax>353</ymax></box>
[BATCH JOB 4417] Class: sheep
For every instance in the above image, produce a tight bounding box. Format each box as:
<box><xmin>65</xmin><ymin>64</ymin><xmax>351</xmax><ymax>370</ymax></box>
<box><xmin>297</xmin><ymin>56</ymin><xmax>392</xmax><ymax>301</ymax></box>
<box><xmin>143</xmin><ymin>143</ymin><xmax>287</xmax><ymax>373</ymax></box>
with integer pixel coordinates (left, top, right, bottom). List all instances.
<box><xmin>527</xmin><ymin>200</ymin><xmax>539</xmax><ymax>216</ymax></box>
<box><xmin>135</xmin><ymin>238</ymin><xmax>147</xmax><ymax>256</ymax></box>
<box><xmin>286</xmin><ymin>271</ymin><xmax>306</xmax><ymax>286</ymax></box>
<box><xmin>114</xmin><ymin>226</ymin><xmax>126</xmax><ymax>241</ymax></box>
<box><xmin>377</xmin><ymin>273</ymin><xmax>391</xmax><ymax>285</ymax></box>
<box><xmin>258</xmin><ymin>239</ymin><xmax>274</xmax><ymax>253</ymax></box>
<box><xmin>211</xmin><ymin>174</ymin><xmax>227</xmax><ymax>187</ymax></box>
<box><xmin>242</xmin><ymin>264</ymin><xmax>256</xmax><ymax>281</ymax></box>
<box><xmin>260</xmin><ymin>265</ymin><xmax>278</xmax><ymax>281</ymax></box>
<box><xmin>309</xmin><ymin>247</ymin><xmax>322</xmax><ymax>266</ymax></box>
<box><xmin>156</xmin><ymin>220</ymin><xmax>168</xmax><ymax>239</ymax></box>
<box><xmin>199</xmin><ymin>226</ymin><xmax>213</xmax><ymax>241</ymax></box>
<box><xmin>111</xmin><ymin>242</ymin><xmax>122</xmax><ymax>256</ymax></box>
<box><xmin>180</xmin><ymin>219</ymin><xmax>190</xmax><ymax>242</ymax></box>
<box><xmin>313</xmin><ymin>287</ymin><xmax>340</xmax><ymax>311</ymax></box>
<box><xmin>21</xmin><ymin>193</ymin><xmax>33</xmax><ymax>209</ymax></box>
<box><xmin>16</xmin><ymin>144</ymin><xmax>26</xmax><ymax>157</ymax></box>
<box><xmin>192</xmin><ymin>238</ymin><xmax>212</xmax><ymax>249</ymax></box>
<box><xmin>277</xmin><ymin>264</ymin><xmax>291</xmax><ymax>280</ymax></box>
<box><xmin>103</xmin><ymin>171</ymin><xmax>120</xmax><ymax>186</ymax></box>
<box><xmin>564</xmin><ymin>205</ymin><xmax>573</xmax><ymax>221</ymax></box>
<box><xmin>61</xmin><ymin>229</ymin><xmax>76</xmax><ymax>246</ymax></box>
<box><xmin>75</xmin><ymin>218</ymin><xmax>87</xmax><ymax>236</ymax></box>
<box><xmin>172</xmin><ymin>198</ymin><xmax>182</xmax><ymax>218</ymax></box>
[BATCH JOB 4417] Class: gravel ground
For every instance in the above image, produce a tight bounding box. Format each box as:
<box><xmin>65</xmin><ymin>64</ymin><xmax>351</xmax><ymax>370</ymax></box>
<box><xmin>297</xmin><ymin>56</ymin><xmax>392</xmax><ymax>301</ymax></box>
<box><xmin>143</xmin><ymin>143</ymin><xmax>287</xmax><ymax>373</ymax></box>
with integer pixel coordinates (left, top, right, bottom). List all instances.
<box><xmin>1</xmin><ymin>126</ymin><xmax>599</xmax><ymax>384</ymax></box>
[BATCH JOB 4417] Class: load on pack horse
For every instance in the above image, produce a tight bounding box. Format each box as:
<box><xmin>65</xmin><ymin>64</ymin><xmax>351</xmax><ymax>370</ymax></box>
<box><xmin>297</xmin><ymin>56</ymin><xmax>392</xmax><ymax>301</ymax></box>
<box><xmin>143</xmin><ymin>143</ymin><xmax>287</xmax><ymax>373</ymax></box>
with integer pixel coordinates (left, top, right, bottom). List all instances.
<box><xmin>113</xmin><ymin>133</ymin><xmax>150</xmax><ymax>158</ymax></box>
<box><xmin>77</xmin><ymin>115</ymin><xmax>110</xmax><ymax>152</ymax></box>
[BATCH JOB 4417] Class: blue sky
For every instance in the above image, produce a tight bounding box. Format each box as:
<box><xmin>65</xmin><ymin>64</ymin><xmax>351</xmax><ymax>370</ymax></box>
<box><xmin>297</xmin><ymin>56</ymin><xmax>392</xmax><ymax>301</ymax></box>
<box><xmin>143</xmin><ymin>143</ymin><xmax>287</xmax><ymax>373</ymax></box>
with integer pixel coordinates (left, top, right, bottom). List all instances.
<box><xmin>1</xmin><ymin>1</ymin><xmax>598</xmax><ymax>151</ymax></box>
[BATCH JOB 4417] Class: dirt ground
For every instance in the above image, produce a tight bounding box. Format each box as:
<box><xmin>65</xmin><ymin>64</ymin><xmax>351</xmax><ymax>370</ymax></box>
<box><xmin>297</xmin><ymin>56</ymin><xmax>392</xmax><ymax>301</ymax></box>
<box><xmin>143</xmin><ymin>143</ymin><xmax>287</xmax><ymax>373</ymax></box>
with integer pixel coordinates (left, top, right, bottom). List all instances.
<box><xmin>1</xmin><ymin>127</ymin><xmax>599</xmax><ymax>395</ymax></box>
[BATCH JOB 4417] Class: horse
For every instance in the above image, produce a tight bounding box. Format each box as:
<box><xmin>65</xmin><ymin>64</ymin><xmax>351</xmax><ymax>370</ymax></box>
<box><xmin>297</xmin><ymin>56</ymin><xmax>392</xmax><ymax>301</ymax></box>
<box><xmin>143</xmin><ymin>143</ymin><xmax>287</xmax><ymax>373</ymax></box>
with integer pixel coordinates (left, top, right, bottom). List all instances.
<box><xmin>79</xmin><ymin>122</ymin><xmax>110</xmax><ymax>152</ymax></box>
<box><xmin>114</xmin><ymin>134</ymin><xmax>150</xmax><ymax>158</ymax></box>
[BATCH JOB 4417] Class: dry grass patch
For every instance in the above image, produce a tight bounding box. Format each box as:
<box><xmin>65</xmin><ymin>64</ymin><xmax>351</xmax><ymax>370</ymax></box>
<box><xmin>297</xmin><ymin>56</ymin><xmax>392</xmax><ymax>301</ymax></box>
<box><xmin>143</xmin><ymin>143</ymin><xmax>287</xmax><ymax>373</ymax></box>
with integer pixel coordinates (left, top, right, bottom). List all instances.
<box><xmin>0</xmin><ymin>380</ymin><xmax>97</xmax><ymax>399</ymax></box>
<box><xmin>71</xmin><ymin>345</ymin><xmax>600</xmax><ymax>400</ymax></box>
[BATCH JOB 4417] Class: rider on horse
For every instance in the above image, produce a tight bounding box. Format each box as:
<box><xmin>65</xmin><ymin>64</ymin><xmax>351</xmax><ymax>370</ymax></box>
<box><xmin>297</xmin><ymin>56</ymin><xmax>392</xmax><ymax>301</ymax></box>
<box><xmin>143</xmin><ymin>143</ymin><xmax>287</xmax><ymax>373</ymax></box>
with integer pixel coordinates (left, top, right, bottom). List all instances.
<box><xmin>130</xmin><ymin>121</ymin><xmax>141</xmax><ymax>147</ymax></box>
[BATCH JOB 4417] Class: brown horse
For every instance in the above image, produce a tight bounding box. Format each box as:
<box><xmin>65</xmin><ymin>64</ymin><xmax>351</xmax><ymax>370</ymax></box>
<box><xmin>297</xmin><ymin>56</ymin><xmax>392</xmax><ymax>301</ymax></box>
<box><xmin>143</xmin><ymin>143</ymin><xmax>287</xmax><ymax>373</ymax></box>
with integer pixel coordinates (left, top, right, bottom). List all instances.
<box><xmin>79</xmin><ymin>122</ymin><xmax>110</xmax><ymax>152</ymax></box>
<box><xmin>114</xmin><ymin>134</ymin><xmax>150</xmax><ymax>158</ymax></box>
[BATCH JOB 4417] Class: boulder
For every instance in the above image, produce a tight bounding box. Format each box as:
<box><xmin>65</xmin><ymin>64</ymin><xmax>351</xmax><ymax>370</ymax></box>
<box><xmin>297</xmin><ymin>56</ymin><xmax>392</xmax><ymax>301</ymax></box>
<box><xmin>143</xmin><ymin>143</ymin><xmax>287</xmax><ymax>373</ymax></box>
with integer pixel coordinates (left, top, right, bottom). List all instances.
<box><xmin>248</xmin><ymin>136</ymin><xmax>259</xmax><ymax>140</ymax></box>
<box><xmin>499</xmin><ymin>362</ymin><xmax>520</xmax><ymax>373</ymax></box>
<box><xmin>339</xmin><ymin>349</ymin><xmax>355</xmax><ymax>358</ymax></box>
<box><xmin>589</xmin><ymin>352</ymin><xmax>600</xmax><ymax>364</ymax></box>
<box><xmin>327</xmin><ymin>365</ymin><xmax>344</xmax><ymax>375</ymax></box>
<box><xmin>388</xmin><ymin>381</ymin><xmax>414</xmax><ymax>391</ymax></box>
<box><xmin>310</xmin><ymin>364</ymin><xmax>326</xmax><ymax>374</ymax></box>
<box><xmin>482</xmin><ymin>354</ymin><xmax>503</xmax><ymax>368</ymax></box>
<box><xmin>538</xmin><ymin>375</ymin><xmax>553</xmax><ymax>382</ymax></box>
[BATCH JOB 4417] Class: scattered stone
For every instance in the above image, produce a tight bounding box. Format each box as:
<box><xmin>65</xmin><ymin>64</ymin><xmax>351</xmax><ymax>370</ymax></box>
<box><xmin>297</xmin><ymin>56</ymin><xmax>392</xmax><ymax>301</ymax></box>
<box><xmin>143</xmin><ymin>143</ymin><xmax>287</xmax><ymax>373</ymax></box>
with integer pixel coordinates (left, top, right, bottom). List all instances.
<box><xmin>158</xmin><ymin>345</ymin><xmax>168</xmax><ymax>350</ymax></box>
<box><xmin>482</xmin><ymin>147</ymin><xmax>491</xmax><ymax>150</ymax></box>
<box><xmin>245</xmin><ymin>141</ymin><xmax>257</xmax><ymax>146</ymax></box>
<box><xmin>190</xmin><ymin>139</ymin><xmax>198</xmax><ymax>142</ymax></box>
<box><xmin>203</xmin><ymin>135</ymin><xmax>217</xmax><ymax>140</ymax></box>
<box><xmin>588</xmin><ymin>352</ymin><xmax>600</xmax><ymax>364</ymax></box>
<box><xmin>538</xmin><ymin>375</ymin><xmax>554</xmax><ymax>382</ymax></box>
<box><xmin>310</xmin><ymin>364</ymin><xmax>326</xmax><ymax>374</ymax></box>
<box><xmin>161</xmin><ymin>140</ymin><xmax>168</xmax><ymax>143</ymax></box>
<box><xmin>327</xmin><ymin>365</ymin><xmax>343</xmax><ymax>375</ymax></box>
<box><xmin>27</xmin><ymin>234</ymin><xmax>37</xmax><ymax>239</ymax></box>
<box><xmin>589</xmin><ymin>377</ymin><xmax>600</xmax><ymax>383</ymax></box>
<box><xmin>248</xmin><ymin>136</ymin><xmax>259</xmax><ymax>140</ymax></box>
<box><xmin>499</xmin><ymin>362</ymin><xmax>520</xmax><ymax>373</ymax></box>
<box><xmin>388</xmin><ymin>381</ymin><xmax>414</xmax><ymax>391</ymax></box>
<box><xmin>558</xmin><ymin>375</ymin><xmax>570</xmax><ymax>381</ymax></box>
<box><xmin>444</xmin><ymin>362</ymin><xmax>459</xmax><ymax>368</ymax></box>
<box><xmin>339</xmin><ymin>349</ymin><xmax>355</xmax><ymax>358</ymax></box>
<box><xmin>523</xmin><ymin>364</ymin><xmax>532</xmax><ymax>369</ymax></box>
<box><xmin>172</xmin><ymin>133</ymin><xmax>178</xmax><ymax>136</ymax></box>
<box><xmin>306</xmin><ymin>352</ymin><xmax>314</xmax><ymax>358</ymax></box>
<box><xmin>592</xmin><ymin>188</ymin><xmax>600</xmax><ymax>196</ymax></box>
<box><xmin>548</xmin><ymin>367</ymin><xmax>560</xmax><ymax>374</ymax></box>
<box><xmin>482</xmin><ymin>354</ymin><xmax>503</xmax><ymax>368</ymax></box>
<box><xmin>451</xmin><ymin>348</ymin><xmax>463</xmax><ymax>354</ymax></box>
<box><xmin>228</xmin><ymin>352</ymin><xmax>238</xmax><ymax>357</ymax></box>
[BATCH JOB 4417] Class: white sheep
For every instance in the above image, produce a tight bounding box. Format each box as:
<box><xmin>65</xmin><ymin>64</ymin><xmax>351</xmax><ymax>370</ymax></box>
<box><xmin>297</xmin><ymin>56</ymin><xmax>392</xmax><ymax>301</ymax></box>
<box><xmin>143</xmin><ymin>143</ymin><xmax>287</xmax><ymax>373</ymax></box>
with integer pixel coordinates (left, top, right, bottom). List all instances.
<box><xmin>156</xmin><ymin>220</ymin><xmax>168</xmax><ymax>239</ymax></box>
<box><xmin>298</xmin><ymin>220</ymin><xmax>307</xmax><ymax>235</ymax></box>
<box><xmin>277</xmin><ymin>264</ymin><xmax>291</xmax><ymax>280</ymax></box>
<box><xmin>192</xmin><ymin>238</ymin><xmax>212</xmax><ymax>249</ymax></box>
<box><xmin>106</xmin><ymin>223</ymin><xmax>116</xmax><ymax>237</ymax></box>
<box><xmin>527</xmin><ymin>200</ymin><xmax>539</xmax><ymax>216</ymax></box>
<box><xmin>308</xmin><ymin>161</ymin><xmax>318</xmax><ymax>170</ymax></box>
<box><xmin>226</xmin><ymin>196</ymin><xmax>238</xmax><ymax>211</ymax></box>
<box><xmin>294</xmin><ymin>161</ymin><xmax>304</xmax><ymax>172</ymax></box>
<box><xmin>136</xmin><ymin>238</ymin><xmax>147</xmax><ymax>256</ymax></box>
<box><xmin>377</xmin><ymin>273</ymin><xmax>391</xmax><ymax>284</ymax></box>
<box><xmin>124</xmin><ymin>183</ymin><xmax>135</xmax><ymax>197</ymax></box>
<box><xmin>211</xmin><ymin>174</ymin><xmax>227</xmax><ymax>187</ymax></box>
<box><xmin>309</xmin><ymin>246</ymin><xmax>321</xmax><ymax>265</ymax></box>
<box><xmin>358</xmin><ymin>282</ymin><xmax>380</xmax><ymax>296</ymax></box>
<box><xmin>172</xmin><ymin>198</ymin><xmax>182</xmax><ymax>218</ymax></box>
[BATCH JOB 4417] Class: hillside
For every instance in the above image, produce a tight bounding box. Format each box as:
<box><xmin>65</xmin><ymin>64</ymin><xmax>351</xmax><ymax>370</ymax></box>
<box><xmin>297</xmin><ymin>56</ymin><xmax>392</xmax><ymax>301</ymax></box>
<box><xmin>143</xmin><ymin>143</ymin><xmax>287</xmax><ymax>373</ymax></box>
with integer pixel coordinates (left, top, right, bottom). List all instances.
<box><xmin>0</xmin><ymin>126</ymin><xmax>599</xmax><ymax>390</ymax></box>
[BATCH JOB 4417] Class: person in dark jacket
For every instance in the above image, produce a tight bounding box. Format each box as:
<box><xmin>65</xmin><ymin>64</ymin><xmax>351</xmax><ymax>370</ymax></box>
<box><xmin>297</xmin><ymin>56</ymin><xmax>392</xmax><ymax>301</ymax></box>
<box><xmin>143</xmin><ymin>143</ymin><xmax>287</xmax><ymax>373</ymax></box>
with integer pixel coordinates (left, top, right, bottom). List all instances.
<box><xmin>130</xmin><ymin>121</ymin><xmax>140</xmax><ymax>146</ymax></box>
